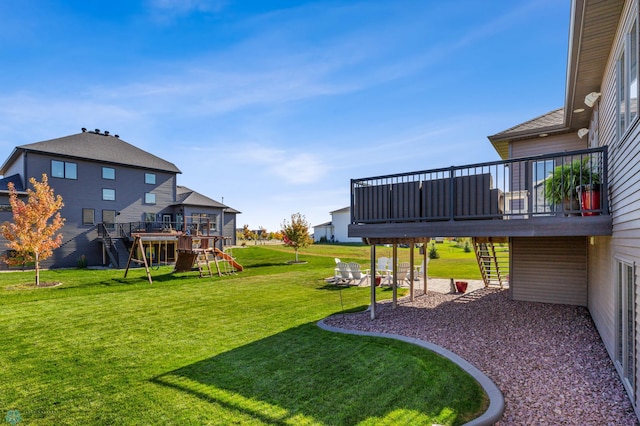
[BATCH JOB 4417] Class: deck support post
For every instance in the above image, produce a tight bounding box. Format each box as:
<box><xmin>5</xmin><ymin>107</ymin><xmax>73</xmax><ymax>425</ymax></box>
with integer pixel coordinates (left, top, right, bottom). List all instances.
<box><xmin>392</xmin><ymin>243</ymin><xmax>398</xmax><ymax>309</ymax></box>
<box><xmin>409</xmin><ymin>242</ymin><xmax>415</xmax><ymax>301</ymax></box>
<box><xmin>423</xmin><ymin>240</ymin><xmax>429</xmax><ymax>293</ymax></box>
<box><xmin>370</xmin><ymin>244</ymin><xmax>376</xmax><ymax>320</ymax></box>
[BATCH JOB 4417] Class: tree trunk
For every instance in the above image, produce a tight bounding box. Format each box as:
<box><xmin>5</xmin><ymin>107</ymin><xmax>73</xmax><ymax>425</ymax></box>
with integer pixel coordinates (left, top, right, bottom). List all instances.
<box><xmin>35</xmin><ymin>252</ymin><xmax>40</xmax><ymax>286</ymax></box>
<box><xmin>295</xmin><ymin>248</ymin><xmax>299</xmax><ymax>262</ymax></box>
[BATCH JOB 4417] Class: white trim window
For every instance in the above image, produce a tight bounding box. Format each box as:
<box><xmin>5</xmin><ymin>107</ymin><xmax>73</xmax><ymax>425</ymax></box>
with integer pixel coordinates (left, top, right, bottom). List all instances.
<box><xmin>102</xmin><ymin>188</ymin><xmax>115</xmax><ymax>201</ymax></box>
<box><xmin>618</xmin><ymin>19</ymin><xmax>639</xmax><ymax>139</ymax></box>
<box><xmin>616</xmin><ymin>257</ymin><xmax>636</xmax><ymax>400</ymax></box>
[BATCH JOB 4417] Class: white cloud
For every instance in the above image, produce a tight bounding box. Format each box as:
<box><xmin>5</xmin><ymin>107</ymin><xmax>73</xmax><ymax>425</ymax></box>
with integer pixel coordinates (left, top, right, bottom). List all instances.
<box><xmin>239</xmin><ymin>145</ymin><xmax>329</xmax><ymax>185</ymax></box>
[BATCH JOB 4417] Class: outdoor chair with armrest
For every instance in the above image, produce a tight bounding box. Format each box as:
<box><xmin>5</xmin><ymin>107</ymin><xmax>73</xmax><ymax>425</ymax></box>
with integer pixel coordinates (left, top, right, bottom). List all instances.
<box><xmin>376</xmin><ymin>257</ymin><xmax>392</xmax><ymax>285</ymax></box>
<box><xmin>335</xmin><ymin>262</ymin><xmax>353</xmax><ymax>285</ymax></box>
<box><xmin>348</xmin><ymin>262</ymin><xmax>371</xmax><ymax>286</ymax></box>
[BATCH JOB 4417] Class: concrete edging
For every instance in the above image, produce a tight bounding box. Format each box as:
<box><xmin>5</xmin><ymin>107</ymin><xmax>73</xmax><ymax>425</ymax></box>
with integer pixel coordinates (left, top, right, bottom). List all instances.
<box><xmin>317</xmin><ymin>317</ymin><xmax>505</xmax><ymax>425</ymax></box>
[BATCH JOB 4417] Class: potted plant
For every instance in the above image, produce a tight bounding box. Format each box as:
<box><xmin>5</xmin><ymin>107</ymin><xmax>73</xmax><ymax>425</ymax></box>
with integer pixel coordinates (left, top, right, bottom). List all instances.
<box><xmin>577</xmin><ymin>182</ymin><xmax>602</xmax><ymax>216</ymax></box>
<box><xmin>544</xmin><ymin>158</ymin><xmax>600</xmax><ymax>215</ymax></box>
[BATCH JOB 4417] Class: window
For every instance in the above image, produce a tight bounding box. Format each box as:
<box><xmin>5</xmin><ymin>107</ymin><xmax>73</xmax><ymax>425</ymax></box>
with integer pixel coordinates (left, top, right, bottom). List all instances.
<box><xmin>102</xmin><ymin>210</ymin><xmax>116</xmax><ymax>229</ymax></box>
<box><xmin>144</xmin><ymin>192</ymin><xmax>156</xmax><ymax>204</ymax></box>
<box><xmin>616</xmin><ymin>258</ymin><xmax>636</xmax><ymax>399</ymax></box>
<box><xmin>145</xmin><ymin>173</ymin><xmax>156</xmax><ymax>184</ymax></box>
<box><xmin>618</xmin><ymin>20</ymin><xmax>639</xmax><ymax>138</ymax></box>
<box><xmin>191</xmin><ymin>213</ymin><xmax>217</xmax><ymax>231</ymax></box>
<box><xmin>82</xmin><ymin>208</ymin><xmax>95</xmax><ymax>225</ymax></box>
<box><xmin>144</xmin><ymin>213</ymin><xmax>157</xmax><ymax>222</ymax></box>
<box><xmin>533</xmin><ymin>159</ymin><xmax>554</xmax><ymax>213</ymax></box>
<box><xmin>102</xmin><ymin>167</ymin><xmax>115</xmax><ymax>180</ymax></box>
<box><xmin>51</xmin><ymin>160</ymin><xmax>77</xmax><ymax>179</ymax></box>
<box><xmin>533</xmin><ymin>160</ymin><xmax>554</xmax><ymax>183</ymax></box>
<box><xmin>102</xmin><ymin>188</ymin><xmax>115</xmax><ymax>201</ymax></box>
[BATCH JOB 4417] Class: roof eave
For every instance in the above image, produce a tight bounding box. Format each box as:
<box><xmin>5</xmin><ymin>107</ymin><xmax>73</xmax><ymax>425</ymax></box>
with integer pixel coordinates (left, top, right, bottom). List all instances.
<box><xmin>564</xmin><ymin>0</ymin><xmax>624</xmax><ymax>130</ymax></box>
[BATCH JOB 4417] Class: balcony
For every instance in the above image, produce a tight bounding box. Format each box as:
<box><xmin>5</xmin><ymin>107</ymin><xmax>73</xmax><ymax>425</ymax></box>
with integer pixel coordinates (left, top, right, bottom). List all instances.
<box><xmin>349</xmin><ymin>147</ymin><xmax>612</xmax><ymax>240</ymax></box>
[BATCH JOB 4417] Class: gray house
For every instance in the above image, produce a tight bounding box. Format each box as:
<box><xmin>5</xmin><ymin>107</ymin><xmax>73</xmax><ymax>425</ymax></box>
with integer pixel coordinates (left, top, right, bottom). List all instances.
<box><xmin>0</xmin><ymin>128</ymin><xmax>239</xmax><ymax>269</ymax></box>
<box><xmin>348</xmin><ymin>0</ymin><xmax>640</xmax><ymax>419</ymax></box>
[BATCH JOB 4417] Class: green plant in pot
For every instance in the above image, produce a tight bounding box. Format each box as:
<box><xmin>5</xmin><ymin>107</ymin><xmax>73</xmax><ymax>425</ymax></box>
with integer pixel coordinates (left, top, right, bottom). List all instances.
<box><xmin>544</xmin><ymin>158</ymin><xmax>600</xmax><ymax>215</ymax></box>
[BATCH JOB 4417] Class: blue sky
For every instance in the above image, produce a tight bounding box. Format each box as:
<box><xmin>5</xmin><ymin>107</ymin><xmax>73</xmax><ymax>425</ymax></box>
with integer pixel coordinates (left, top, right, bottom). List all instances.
<box><xmin>0</xmin><ymin>0</ymin><xmax>570</xmax><ymax>232</ymax></box>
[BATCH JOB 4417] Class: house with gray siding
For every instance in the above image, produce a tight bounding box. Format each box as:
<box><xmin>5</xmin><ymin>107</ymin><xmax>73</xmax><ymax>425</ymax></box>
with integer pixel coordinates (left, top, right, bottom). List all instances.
<box><xmin>347</xmin><ymin>0</ymin><xmax>640</xmax><ymax>419</ymax></box>
<box><xmin>0</xmin><ymin>128</ymin><xmax>239</xmax><ymax>269</ymax></box>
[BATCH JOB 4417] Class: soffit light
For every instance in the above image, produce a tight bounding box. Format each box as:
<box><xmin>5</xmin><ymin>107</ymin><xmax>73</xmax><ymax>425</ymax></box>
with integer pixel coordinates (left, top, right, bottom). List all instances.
<box><xmin>577</xmin><ymin>128</ymin><xmax>589</xmax><ymax>139</ymax></box>
<box><xmin>573</xmin><ymin>108</ymin><xmax>585</xmax><ymax>113</ymax></box>
<box><xmin>584</xmin><ymin>92</ymin><xmax>601</xmax><ymax>107</ymax></box>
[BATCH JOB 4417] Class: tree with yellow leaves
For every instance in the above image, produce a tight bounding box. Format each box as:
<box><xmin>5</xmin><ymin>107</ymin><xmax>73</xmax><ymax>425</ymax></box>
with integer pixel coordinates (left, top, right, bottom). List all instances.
<box><xmin>281</xmin><ymin>212</ymin><xmax>313</xmax><ymax>263</ymax></box>
<box><xmin>0</xmin><ymin>174</ymin><xmax>65</xmax><ymax>285</ymax></box>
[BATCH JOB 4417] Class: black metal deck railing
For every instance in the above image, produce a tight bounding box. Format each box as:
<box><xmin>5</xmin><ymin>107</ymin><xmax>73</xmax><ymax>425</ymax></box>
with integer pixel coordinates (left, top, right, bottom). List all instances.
<box><xmin>351</xmin><ymin>147</ymin><xmax>608</xmax><ymax>224</ymax></box>
<box><xmin>97</xmin><ymin>220</ymin><xmax>218</xmax><ymax>239</ymax></box>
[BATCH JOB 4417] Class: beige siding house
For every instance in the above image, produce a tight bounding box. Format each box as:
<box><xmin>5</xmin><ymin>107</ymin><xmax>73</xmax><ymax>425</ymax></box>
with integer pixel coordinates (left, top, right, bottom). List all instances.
<box><xmin>347</xmin><ymin>0</ymin><xmax>640</xmax><ymax>418</ymax></box>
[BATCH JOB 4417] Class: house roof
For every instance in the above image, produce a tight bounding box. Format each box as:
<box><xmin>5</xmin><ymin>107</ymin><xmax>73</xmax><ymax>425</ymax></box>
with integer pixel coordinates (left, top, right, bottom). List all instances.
<box><xmin>330</xmin><ymin>206</ymin><xmax>350</xmax><ymax>214</ymax></box>
<box><xmin>564</xmin><ymin>0</ymin><xmax>624</xmax><ymax>130</ymax></box>
<box><xmin>173</xmin><ymin>185</ymin><xmax>241</xmax><ymax>213</ymax></box>
<box><xmin>313</xmin><ymin>221</ymin><xmax>333</xmax><ymax>228</ymax></box>
<box><xmin>0</xmin><ymin>174</ymin><xmax>24</xmax><ymax>192</ymax></box>
<box><xmin>0</xmin><ymin>130</ymin><xmax>181</xmax><ymax>175</ymax></box>
<box><xmin>488</xmin><ymin>108</ymin><xmax>566</xmax><ymax>158</ymax></box>
<box><xmin>487</xmin><ymin>0</ymin><xmax>624</xmax><ymax>160</ymax></box>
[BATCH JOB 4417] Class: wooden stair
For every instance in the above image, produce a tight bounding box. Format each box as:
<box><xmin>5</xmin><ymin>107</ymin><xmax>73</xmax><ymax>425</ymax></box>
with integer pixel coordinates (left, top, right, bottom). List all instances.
<box><xmin>473</xmin><ymin>237</ymin><xmax>509</xmax><ymax>288</ymax></box>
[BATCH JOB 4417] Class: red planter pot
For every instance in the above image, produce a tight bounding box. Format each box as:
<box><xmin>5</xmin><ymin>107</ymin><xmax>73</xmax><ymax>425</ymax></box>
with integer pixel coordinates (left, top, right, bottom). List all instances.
<box><xmin>455</xmin><ymin>281</ymin><xmax>468</xmax><ymax>293</ymax></box>
<box><xmin>579</xmin><ymin>186</ymin><xmax>601</xmax><ymax>216</ymax></box>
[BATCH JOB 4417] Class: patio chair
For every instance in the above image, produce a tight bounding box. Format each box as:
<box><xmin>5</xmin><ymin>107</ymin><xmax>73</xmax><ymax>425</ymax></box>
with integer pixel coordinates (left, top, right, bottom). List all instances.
<box><xmin>395</xmin><ymin>262</ymin><xmax>411</xmax><ymax>286</ymax></box>
<box><xmin>348</xmin><ymin>262</ymin><xmax>370</xmax><ymax>286</ymax></box>
<box><xmin>335</xmin><ymin>262</ymin><xmax>353</xmax><ymax>285</ymax></box>
<box><xmin>376</xmin><ymin>257</ymin><xmax>391</xmax><ymax>284</ymax></box>
<box><xmin>414</xmin><ymin>259</ymin><xmax>428</xmax><ymax>280</ymax></box>
<box><xmin>334</xmin><ymin>258</ymin><xmax>342</xmax><ymax>278</ymax></box>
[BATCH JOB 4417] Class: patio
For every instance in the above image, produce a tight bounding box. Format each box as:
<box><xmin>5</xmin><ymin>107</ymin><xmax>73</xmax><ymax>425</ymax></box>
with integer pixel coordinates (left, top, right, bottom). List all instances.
<box><xmin>323</xmin><ymin>287</ymin><xmax>639</xmax><ymax>425</ymax></box>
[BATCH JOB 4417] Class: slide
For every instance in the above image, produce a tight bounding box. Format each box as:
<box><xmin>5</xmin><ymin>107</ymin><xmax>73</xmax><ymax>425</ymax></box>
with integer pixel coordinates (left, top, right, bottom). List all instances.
<box><xmin>214</xmin><ymin>248</ymin><xmax>243</xmax><ymax>272</ymax></box>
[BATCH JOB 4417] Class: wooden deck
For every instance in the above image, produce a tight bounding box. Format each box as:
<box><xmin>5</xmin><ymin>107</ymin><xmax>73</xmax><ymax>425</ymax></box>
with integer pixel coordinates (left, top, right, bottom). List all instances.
<box><xmin>349</xmin><ymin>147</ymin><xmax>612</xmax><ymax>239</ymax></box>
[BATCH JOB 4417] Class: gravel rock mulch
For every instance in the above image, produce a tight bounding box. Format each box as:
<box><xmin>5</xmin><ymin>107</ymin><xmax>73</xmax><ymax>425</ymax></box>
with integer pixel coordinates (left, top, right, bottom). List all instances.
<box><xmin>324</xmin><ymin>288</ymin><xmax>639</xmax><ymax>425</ymax></box>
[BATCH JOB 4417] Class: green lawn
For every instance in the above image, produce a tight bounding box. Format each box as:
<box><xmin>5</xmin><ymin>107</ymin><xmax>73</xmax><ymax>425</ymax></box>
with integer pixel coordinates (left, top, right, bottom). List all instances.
<box><xmin>0</xmin><ymin>244</ymin><xmax>486</xmax><ymax>425</ymax></box>
<box><xmin>280</xmin><ymin>239</ymin><xmax>483</xmax><ymax>280</ymax></box>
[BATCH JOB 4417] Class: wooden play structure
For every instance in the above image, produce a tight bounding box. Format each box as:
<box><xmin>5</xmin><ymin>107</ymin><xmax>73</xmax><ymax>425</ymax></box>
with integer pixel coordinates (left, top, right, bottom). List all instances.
<box><xmin>124</xmin><ymin>232</ymin><xmax>243</xmax><ymax>284</ymax></box>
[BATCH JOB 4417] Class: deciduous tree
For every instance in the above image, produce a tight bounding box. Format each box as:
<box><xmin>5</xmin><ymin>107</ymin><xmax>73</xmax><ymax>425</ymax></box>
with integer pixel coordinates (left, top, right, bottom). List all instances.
<box><xmin>281</xmin><ymin>213</ymin><xmax>313</xmax><ymax>262</ymax></box>
<box><xmin>0</xmin><ymin>174</ymin><xmax>65</xmax><ymax>285</ymax></box>
<box><xmin>242</xmin><ymin>224</ymin><xmax>252</xmax><ymax>241</ymax></box>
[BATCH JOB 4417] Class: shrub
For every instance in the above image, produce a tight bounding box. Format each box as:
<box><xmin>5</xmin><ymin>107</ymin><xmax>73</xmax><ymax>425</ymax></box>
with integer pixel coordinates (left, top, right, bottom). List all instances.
<box><xmin>76</xmin><ymin>255</ymin><xmax>87</xmax><ymax>269</ymax></box>
<box><xmin>428</xmin><ymin>243</ymin><xmax>440</xmax><ymax>259</ymax></box>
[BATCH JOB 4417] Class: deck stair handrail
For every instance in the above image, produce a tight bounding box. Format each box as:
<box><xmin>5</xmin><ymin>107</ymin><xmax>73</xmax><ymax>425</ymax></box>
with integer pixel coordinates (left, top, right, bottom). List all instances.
<box><xmin>350</xmin><ymin>147</ymin><xmax>608</xmax><ymax>224</ymax></box>
<box><xmin>473</xmin><ymin>237</ymin><xmax>509</xmax><ymax>288</ymax></box>
<box><xmin>98</xmin><ymin>223</ymin><xmax>120</xmax><ymax>268</ymax></box>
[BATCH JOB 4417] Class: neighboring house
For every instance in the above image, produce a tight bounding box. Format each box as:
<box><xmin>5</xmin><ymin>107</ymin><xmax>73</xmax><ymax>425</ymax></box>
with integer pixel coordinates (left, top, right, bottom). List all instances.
<box><xmin>348</xmin><ymin>0</ymin><xmax>640</xmax><ymax>418</ymax></box>
<box><xmin>312</xmin><ymin>221</ymin><xmax>333</xmax><ymax>242</ymax></box>
<box><xmin>0</xmin><ymin>129</ymin><xmax>239</xmax><ymax>269</ymax></box>
<box><xmin>314</xmin><ymin>207</ymin><xmax>362</xmax><ymax>243</ymax></box>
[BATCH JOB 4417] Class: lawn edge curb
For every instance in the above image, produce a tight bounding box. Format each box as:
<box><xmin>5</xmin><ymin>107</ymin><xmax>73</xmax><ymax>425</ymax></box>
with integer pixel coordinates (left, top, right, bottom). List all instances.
<box><xmin>317</xmin><ymin>317</ymin><xmax>504</xmax><ymax>426</ymax></box>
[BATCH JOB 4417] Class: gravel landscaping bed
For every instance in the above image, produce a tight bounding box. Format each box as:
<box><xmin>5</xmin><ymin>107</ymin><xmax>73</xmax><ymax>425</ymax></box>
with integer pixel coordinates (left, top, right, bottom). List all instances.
<box><xmin>324</xmin><ymin>288</ymin><xmax>639</xmax><ymax>425</ymax></box>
